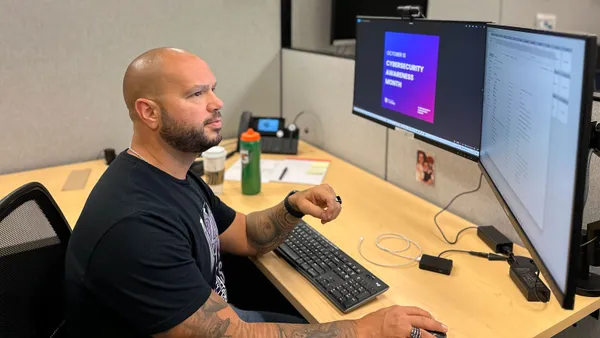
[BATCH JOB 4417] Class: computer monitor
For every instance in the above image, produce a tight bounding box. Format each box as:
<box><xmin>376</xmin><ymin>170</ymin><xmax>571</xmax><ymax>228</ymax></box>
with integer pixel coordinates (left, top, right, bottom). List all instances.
<box><xmin>480</xmin><ymin>25</ymin><xmax>597</xmax><ymax>309</ymax></box>
<box><xmin>352</xmin><ymin>17</ymin><xmax>488</xmax><ymax>160</ymax></box>
<box><xmin>330</xmin><ymin>0</ymin><xmax>429</xmax><ymax>45</ymax></box>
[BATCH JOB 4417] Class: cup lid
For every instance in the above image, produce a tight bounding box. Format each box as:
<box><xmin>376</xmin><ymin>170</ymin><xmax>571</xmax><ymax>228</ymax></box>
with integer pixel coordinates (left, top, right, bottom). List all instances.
<box><xmin>201</xmin><ymin>146</ymin><xmax>226</xmax><ymax>159</ymax></box>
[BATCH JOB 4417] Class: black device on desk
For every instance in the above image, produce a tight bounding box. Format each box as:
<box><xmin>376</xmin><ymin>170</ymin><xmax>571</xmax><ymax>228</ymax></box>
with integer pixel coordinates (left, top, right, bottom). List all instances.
<box><xmin>237</xmin><ymin>111</ymin><xmax>299</xmax><ymax>155</ymax></box>
<box><xmin>275</xmin><ymin>221</ymin><xmax>389</xmax><ymax>313</ymax></box>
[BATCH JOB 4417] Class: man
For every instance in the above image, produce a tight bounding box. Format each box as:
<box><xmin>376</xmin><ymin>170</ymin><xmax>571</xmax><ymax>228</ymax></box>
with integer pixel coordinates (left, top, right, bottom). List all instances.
<box><xmin>64</xmin><ymin>47</ymin><xmax>448</xmax><ymax>338</ymax></box>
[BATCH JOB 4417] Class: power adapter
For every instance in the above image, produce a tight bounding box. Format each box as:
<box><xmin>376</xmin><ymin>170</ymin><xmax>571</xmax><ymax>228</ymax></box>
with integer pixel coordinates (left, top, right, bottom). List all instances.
<box><xmin>477</xmin><ymin>226</ymin><xmax>513</xmax><ymax>254</ymax></box>
<box><xmin>419</xmin><ymin>254</ymin><xmax>453</xmax><ymax>275</ymax></box>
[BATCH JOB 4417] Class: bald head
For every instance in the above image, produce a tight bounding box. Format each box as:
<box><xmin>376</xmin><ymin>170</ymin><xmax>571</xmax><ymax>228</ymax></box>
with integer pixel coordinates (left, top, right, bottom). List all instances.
<box><xmin>122</xmin><ymin>47</ymin><xmax>205</xmax><ymax>119</ymax></box>
<box><xmin>122</xmin><ymin>47</ymin><xmax>224</xmax><ymax>154</ymax></box>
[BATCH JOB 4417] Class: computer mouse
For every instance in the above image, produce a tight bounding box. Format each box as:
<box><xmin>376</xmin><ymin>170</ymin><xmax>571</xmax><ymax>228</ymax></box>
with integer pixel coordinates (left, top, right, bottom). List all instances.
<box><xmin>426</xmin><ymin>330</ymin><xmax>447</xmax><ymax>338</ymax></box>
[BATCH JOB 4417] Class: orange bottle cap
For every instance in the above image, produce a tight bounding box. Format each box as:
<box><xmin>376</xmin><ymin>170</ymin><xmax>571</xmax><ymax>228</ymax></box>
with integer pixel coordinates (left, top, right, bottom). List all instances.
<box><xmin>241</xmin><ymin>128</ymin><xmax>261</xmax><ymax>142</ymax></box>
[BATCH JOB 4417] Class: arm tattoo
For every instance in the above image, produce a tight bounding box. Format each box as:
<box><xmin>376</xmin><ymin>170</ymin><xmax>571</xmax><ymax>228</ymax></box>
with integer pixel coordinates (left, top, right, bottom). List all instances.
<box><xmin>246</xmin><ymin>201</ymin><xmax>301</xmax><ymax>255</ymax></box>
<box><xmin>168</xmin><ymin>292</ymin><xmax>232</xmax><ymax>338</ymax></box>
<box><xmin>276</xmin><ymin>322</ymin><xmax>357</xmax><ymax>338</ymax></box>
<box><xmin>155</xmin><ymin>291</ymin><xmax>359</xmax><ymax>338</ymax></box>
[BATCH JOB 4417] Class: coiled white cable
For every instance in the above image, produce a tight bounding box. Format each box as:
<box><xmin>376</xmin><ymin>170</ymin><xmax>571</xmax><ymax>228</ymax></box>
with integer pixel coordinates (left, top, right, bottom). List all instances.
<box><xmin>358</xmin><ymin>233</ymin><xmax>423</xmax><ymax>267</ymax></box>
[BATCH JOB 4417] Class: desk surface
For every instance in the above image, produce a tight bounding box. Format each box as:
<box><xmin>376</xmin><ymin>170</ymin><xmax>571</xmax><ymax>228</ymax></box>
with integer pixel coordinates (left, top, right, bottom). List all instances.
<box><xmin>1</xmin><ymin>141</ymin><xmax>599</xmax><ymax>338</ymax></box>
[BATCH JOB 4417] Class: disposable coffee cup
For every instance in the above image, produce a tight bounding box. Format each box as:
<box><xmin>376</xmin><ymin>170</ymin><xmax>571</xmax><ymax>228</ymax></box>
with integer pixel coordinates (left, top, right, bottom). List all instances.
<box><xmin>201</xmin><ymin>146</ymin><xmax>226</xmax><ymax>195</ymax></box>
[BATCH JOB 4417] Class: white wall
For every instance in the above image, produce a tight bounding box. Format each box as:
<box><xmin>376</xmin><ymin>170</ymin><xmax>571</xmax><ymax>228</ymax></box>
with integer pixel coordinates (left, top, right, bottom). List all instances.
<box><xmin>292</xmin><ymin>0</ymin><xmax>333</xmax><ymax>51</ymax></box>
<box><xmin>0</xmin><ymin>0</ymin><xmax>281</xmax><ymax>174</ymax></box>
<box><xmin>428</xmin><ymin>0</ymin><xmax>501</xmax><ymax>22</ymax></box>
<box><xmin>502</xmin><ymin>0</ymin><xmax>600</xmax><ymax>36</ymax></box>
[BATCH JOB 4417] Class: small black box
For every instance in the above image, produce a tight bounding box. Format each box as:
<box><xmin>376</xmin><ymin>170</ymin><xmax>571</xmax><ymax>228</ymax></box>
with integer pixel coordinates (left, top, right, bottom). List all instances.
<box><xmin>477</xmin><ymin>225</ymin><xmax>513</xmax><ymax>254</ymax></box>
<box><xmin>419</xmin><ymin>254</ymin><xmax>453</xmax><ymax>275</ymax></box>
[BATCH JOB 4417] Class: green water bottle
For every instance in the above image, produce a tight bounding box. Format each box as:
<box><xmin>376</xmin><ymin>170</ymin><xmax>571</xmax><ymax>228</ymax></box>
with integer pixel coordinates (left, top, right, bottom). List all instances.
<box><xmin>240</xmin><ymin>128</ymin><xmax>261</xmax><ymax>195</ymax></box>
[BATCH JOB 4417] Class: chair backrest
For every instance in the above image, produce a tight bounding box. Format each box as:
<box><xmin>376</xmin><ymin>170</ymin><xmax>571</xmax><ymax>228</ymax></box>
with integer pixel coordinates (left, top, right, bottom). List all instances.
<box><xmin>0</xmin><ymin>182</ymin><xmax>72</xmax><ymax>338</ymax></box>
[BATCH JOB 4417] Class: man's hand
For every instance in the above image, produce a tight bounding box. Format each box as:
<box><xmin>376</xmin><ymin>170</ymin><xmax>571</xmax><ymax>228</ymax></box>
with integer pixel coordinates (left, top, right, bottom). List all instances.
<box><xmin>288</xmin><ymin>184</ymin><xmax>342</xmax><ymax>224</ymax></box>
<box><xmin>220</xmin><ymin>184</ymin><xmax>343</xmax><ymax>256</ymax></box>
<box><xmin>356</xmin><ymin>305</ymin><xmax>448</xmax><ymax>338</ymax></box>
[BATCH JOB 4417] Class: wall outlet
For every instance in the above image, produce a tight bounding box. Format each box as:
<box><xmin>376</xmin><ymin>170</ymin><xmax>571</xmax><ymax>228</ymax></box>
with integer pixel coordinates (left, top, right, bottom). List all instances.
<box><xmin>535</xmin><ymin>13</ymin><xmax>557</xmax><ymax>31</ymax></box>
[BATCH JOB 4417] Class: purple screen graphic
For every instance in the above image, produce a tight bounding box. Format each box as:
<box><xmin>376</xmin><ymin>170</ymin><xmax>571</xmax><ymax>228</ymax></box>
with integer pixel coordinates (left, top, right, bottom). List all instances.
<box><xmin>381</xmin><ymin>32</ymin><xmax>440</xmax><ymax>123</ymax></box>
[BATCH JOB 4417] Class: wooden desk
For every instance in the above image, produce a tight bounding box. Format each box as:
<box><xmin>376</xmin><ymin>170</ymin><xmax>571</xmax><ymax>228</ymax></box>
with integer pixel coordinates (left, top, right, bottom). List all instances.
<box><xmin>1</xmin><ymin>141</ymin><xmax>599</xmax><ymax>338</ymax></box>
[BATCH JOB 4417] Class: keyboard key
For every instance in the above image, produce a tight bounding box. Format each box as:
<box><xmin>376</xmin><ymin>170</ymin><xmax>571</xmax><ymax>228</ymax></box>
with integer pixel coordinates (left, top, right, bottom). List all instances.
<box><xmin>328</xmin><ymin>262</ymin><xmax>337</xmax><ymax>269</ymax></box>
<box><xmin>278</xmin><ymin>243</ymin><xmax>300</xmax><ymax>261</ymax></box>
<box><xmin>311</xmin><ymin>264</ymin><xmax>325</xmax><ymax>275</ymax></box>
<box><xmin>343</xmin><ymin>297</ymin><xmax>358</xmax><ymax>308</ymax></box>
<box><xmin>318</xmin><ymin>262</ymin><xmax>329</xmax><ymax>271</ymax></box>
<box><xmin>330</xmin><ymin>289</ymin><xmax>342</xmax><ymax>299</ymax></box>
<box><xmin>308</xmin><ymin>269</ymin><xmax>319</xmax><ymax>277</ymax></box>
<box><xmin>356</xmin><ymin>292</ymin><xmax>370</xmax><ymax>302</ymax></box>
<box><xmin>300</xmin><ymin>263</ymin><xmax>310</xmax><ymax>270</ymax></box>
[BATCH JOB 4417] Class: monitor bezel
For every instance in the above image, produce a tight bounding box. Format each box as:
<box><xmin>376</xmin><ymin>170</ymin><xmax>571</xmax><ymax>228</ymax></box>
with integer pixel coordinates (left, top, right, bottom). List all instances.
<box><xmin>479</xmin><ymin>24</ymin><xmax>597</xmax><ymax>310</ymax></box>
<box><xmin>352</xmin><ymin>16</ymin><xmax>490</xmax><ymax>161</ymax></box>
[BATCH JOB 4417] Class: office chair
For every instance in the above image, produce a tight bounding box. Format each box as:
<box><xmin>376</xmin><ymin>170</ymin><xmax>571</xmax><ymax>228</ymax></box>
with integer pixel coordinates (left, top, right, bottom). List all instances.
<box><xmin>0</xmin><ymin>182</ymin><xmax>72</xmax><ymax>338</ymax></box>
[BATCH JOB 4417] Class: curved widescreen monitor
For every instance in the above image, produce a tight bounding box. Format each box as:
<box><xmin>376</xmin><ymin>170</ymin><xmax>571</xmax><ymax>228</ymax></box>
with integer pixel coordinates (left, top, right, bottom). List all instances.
<box><xmin>480</xmin><ymin>24</ymin><xmax>597</xmax><ymax>309</ymax></box>
<box><xmin>352</xmin><ymin>17</ymin><xmax>488</xmax><ymax>160</ymax></box>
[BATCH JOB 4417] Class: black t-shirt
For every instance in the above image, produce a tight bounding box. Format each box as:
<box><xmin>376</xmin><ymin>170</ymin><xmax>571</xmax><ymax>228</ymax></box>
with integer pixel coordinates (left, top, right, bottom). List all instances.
<box><xmin>64</xmin><ymin>151</ymin><xmax>236</xmax><ymax>337</ymax></box>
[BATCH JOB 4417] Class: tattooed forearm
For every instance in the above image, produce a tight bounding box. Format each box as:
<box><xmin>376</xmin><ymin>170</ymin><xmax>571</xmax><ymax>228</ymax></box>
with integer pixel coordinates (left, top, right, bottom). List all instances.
<box><xmin>246</xmin><ymin>201</ymin><xmax>301</xmax><ymax>255</ymax></box>
<box><xmin>154</xmin><ymin>291</ymin><xmax>360</xmax><ymax>338</ymax></box>
<box><xmin>276</xmin><ymin>321</ymin><xmax>357</xmax><ymax>338</ymax></box>
<box><xmin>153</xmin><ymin>292</ymin><xmax>233</xmax><ymax>338</ymax></box>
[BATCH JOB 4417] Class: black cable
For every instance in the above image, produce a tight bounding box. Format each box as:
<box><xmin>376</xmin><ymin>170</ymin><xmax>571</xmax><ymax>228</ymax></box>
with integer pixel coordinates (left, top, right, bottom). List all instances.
<box><xmin>437</xmin><ymin>249</ymin><xmax>472</xmax><ymax>257</ymax></box>
<box><xmin>434</xmin><ymin>173</ymin><xmax>485</xmax><ymax>244</ymax></box>
<box><xmin>437</xmin><ymin>249</ymin><xmax>508</xmax><ymax>261</ymax></box>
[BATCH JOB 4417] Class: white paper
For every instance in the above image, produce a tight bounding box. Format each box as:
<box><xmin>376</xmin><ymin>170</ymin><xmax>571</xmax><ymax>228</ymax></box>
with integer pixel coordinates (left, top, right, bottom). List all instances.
<box><xmin>224</xmin><ymin>158</ymin><xmax>330</xmax><ymax>185</ymax></box>
<box><xmin>275</xmin><ymin>159</ymin><xmax>330</xmax><ymax>185</ymax></box>
<box><xmin>224</xmin><ymin>159</ymin><xmax>284</xmax><ymax>183</ymax></box>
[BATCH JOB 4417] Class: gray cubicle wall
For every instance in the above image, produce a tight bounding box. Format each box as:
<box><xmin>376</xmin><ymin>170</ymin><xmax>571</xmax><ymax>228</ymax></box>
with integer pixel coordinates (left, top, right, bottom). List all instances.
<box><xmin>0</xmin><ymin>0</ymin><xmax>281</xmax><ymax>175</ymax></box>
<box><xmin>281</xmin><ymin>49</ymin><xmax>388</xmax><ymax>179</ymax></box>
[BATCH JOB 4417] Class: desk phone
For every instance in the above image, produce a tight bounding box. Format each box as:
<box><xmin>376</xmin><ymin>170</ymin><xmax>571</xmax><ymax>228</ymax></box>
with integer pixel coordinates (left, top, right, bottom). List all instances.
<box><xmin>237</xmin><ymin>111</ymin><xmax>299</xmax><ymax>155</ymax></box>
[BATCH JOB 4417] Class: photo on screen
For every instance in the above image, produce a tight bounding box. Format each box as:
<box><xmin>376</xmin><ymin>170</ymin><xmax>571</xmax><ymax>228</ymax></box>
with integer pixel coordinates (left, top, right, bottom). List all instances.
<box><xmin>381</xmin><ymin>32</ymin><xmax>440</xmax><ymax>123</ymax></box>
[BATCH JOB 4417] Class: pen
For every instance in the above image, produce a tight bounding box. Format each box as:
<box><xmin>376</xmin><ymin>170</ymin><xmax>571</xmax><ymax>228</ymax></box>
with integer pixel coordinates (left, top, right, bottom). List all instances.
<box><xmin>279</xmin><ymin>167</ymin><xmax>288</xmax><ymax>180</ymax></box>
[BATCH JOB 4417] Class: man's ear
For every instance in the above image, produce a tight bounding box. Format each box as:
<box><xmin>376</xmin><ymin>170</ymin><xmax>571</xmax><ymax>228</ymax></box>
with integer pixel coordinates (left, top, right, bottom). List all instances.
<box><xmin>134</xmin><ymin>98</ymin><xmax>160</xmax><ymax>130</ymax></box>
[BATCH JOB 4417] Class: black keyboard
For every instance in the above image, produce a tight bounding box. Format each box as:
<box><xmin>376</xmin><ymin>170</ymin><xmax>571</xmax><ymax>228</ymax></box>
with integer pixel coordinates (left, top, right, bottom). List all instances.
<box><xmin>275</xmin><ymin>221</ymin><xmax>389</xmax><ymax>313</ymax></box>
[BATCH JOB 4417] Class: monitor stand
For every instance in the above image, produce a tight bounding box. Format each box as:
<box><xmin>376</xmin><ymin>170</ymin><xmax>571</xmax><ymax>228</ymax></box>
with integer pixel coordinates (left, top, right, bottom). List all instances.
<box><xmin>577</xmin><ymin>122</ymin><xmax>600</xmax><ymax>297</ymax></box>
<box><xmin>576</xmin><ymin>221</ymin><xmax>600</xmax><ymax>297</ymax></box>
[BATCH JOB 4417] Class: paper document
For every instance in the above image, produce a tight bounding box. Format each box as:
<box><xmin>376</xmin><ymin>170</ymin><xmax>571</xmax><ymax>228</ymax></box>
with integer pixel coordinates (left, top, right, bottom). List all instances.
<box><xmin>224</xmin><ymin>158</ymin><xmax>331</xmax><ymax>185</ymax></box>
<box><xmin>224</xmin><ymin>159</ymin><xmax>283</xmax><ymax>183</ymax></box>
<box><xmin>275</xmin><ymin>158</ymin><xmax>330</xmax><ymax>185</ymax></box>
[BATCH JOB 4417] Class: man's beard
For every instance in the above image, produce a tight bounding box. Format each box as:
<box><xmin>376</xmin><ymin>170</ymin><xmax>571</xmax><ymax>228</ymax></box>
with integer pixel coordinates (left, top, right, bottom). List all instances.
<box><xmin>159</xmin><ymin>108</ymin><xmax>222</xmax><ymax>154</ymax></box>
